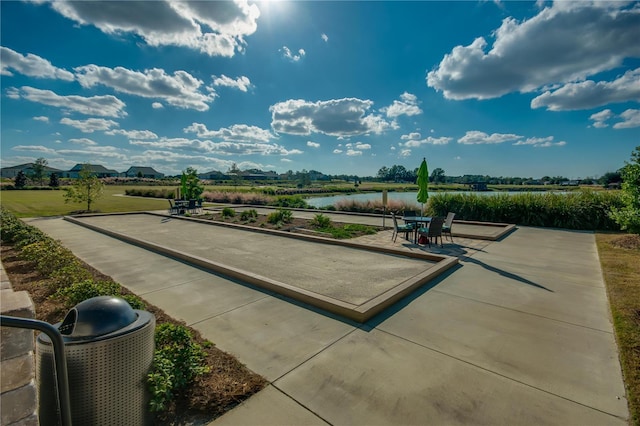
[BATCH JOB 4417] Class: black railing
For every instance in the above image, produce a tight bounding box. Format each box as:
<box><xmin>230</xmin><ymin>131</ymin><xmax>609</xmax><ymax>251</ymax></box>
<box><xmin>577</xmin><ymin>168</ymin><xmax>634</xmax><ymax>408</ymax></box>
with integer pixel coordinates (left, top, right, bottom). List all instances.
<box><xmin>0</xmin><ymin>315</ymin><xmax>72</xmax><ymax>426</ymax></box>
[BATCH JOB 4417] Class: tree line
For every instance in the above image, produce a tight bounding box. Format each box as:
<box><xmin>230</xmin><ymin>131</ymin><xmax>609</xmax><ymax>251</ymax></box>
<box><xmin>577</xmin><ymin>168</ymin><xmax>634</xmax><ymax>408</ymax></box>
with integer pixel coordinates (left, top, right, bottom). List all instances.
<box><xmin>375</xmin><ymin>165</ymin><xmax>623</xmax><ymax>186</ymax></box>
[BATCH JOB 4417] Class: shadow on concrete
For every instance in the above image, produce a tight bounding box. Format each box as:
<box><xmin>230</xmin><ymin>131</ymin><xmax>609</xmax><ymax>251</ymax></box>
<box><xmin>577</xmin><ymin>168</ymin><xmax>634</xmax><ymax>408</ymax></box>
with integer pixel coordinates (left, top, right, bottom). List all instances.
<box><xmin>361</xmin><ymin>264</ymin><xmax>462</xmax><ymax>330</ymax></box>
<box><xmin>461</xmin><ymin>256</ymin><xmax>553</xmax><ymax>292</ymax></box>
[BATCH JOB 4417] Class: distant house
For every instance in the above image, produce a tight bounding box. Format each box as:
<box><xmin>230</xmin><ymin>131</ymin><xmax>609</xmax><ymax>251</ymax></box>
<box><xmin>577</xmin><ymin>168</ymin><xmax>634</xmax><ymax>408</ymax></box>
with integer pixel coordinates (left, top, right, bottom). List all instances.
<box><xmin>0</xmin><ymin>162</ymin><xmax>63</xmax><ymax>179</ymax></box>
<box><xmin>123</xmin><ymin>166</ymin><xmax>164</xmax><ymax>179</ymax></box>
<box><xmin>65</xmin><ymin>164</ymin><xmax>119</xmax><ymax>178</ymax></box>
<box><xmin>198</xmin><ymin>170</ymin><xmax>229</xmax><ymax>180</ymax></box>
<box><xmin>241</xmin><ymin>170</ymin><xmax>279</xmax><ymax>180</ymax></box>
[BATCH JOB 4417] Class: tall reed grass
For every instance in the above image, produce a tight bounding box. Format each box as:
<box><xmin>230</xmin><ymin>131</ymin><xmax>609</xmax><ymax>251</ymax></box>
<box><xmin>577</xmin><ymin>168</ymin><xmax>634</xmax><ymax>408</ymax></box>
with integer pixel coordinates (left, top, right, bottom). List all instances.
<box><xmin>428</xmin><ymin>190</ymin><xmax>624</xmax><ymax>230</ymax></box>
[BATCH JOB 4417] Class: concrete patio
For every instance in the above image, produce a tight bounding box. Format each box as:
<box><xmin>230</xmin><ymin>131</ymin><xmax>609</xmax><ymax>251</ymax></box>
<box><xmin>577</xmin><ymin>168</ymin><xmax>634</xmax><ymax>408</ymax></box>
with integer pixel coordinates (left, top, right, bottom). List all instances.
<box><xmin>26</xmin><ymin>213</ymin><xmax>629</xmax><ymax>425</ymax></box>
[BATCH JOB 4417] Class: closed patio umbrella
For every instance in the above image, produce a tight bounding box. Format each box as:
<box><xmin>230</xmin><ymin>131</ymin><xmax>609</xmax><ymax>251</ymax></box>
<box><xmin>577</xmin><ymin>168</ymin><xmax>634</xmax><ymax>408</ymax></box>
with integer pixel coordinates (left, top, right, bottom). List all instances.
<box><xmin>416</xmin><ymin>157</ymin><xmax>429</xmax><ymax>216</ymax></box>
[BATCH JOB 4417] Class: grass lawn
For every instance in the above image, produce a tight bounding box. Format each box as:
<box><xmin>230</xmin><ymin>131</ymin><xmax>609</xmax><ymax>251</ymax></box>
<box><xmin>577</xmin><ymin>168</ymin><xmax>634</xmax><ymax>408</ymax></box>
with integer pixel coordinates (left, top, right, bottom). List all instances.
<box><xmin>1</xmin><ymin>187</ymin><xmax>174</xmax><ymax>217</ymax></box>
<box><xmin>597</xmin><ymin>232</ymin><xmax>640</xmax><ymax>426</ymax></box>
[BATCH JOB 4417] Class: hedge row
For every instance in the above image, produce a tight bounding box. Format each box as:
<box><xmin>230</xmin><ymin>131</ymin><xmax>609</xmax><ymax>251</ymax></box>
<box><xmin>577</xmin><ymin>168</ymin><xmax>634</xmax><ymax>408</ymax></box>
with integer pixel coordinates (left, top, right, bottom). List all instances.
<box><xmin>428</xmin><ymin>190</ymin><xmax>624</xmax><ymax>230</ymax></box>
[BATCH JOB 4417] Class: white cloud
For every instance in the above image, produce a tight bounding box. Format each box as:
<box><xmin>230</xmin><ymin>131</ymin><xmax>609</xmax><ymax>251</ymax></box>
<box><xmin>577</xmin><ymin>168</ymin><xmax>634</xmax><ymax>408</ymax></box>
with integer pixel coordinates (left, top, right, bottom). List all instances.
<box><xmin>403</xmin><ymin>136</ymin><xmax>452</xmax><ymax>147</ymax></box>
<box><xmin>280</xmin><ymin>46</ymin><xmax>305</xmax><ymax>62</ymax></box>
<box><xmin>401</xmin><ymin>132</ymin><xmax>421</xmax><ymax>140</ymax></box>
<box><xmin>44</xmin><ymin>0</ymin><xmax>260</xmax><ymax>57</ymax></box>
<box><xmin>427</xmin><ymin>2</ymin><xmax>640</xmax><ymax>100</ymax></box>
<box><xmin>531</xmin><ymin>68</ymin><xmax>640</xmax><ymax>111</ymax></box>
<box><xmin>321</xmin><ymin>33</ymin><xmax>329</xmax><ymax>42</ymax></box>
<box><xmin>345</xmin><ymin>142</ymin><xmax>371</xmax><ymax>151</ymax></box>
<box><xmin>15</xmin><ymin>86</ymin><xmax>127</xmax><ymax>117</ymax></box>
<box><xmin>458</xmin><ymin>131</ymin><xmax>521</xmax><ymax>145</ymax></box>
<box><xmin>589</xmin><ymin>109</ymin><xmax>614</xmax><ymax>128</ymax></box>
<box><xmin>212</xmin><ymin>74</ymin><xmax>252</xmax><ymax>92</ymax></box>
<box><xmin>106</xmin><ymin>129</ymin><xmax>159</xmax><ymax>139</ymax></box>
<box><xmin>381</xmin><ymin>92</ymin><xmax>423</xmax><ymax>118</ymax></box>
<box><xmin>5</xmin><ymin>87</ymin><xmax>20</xmax><ymax>99</ymax></box>
<box><xmin>184</xmin><ymin>123</ymin><xmax>275</xmax><ymax>142</ymax></box>
<box><xmin>33</xmin><ymin>116</ymin><xmax>49</xmax><ymax>123</ymax></box>
<box><xmin>333</xmin><ymin>149</ymin><xmax>343</xmax><ymax>154</ymax></box>
<box><xmin>152</xmin><ymin>102</ymin><xmax>164</xmax><ymax>109</ymax></box>
<box><xmin>346</xmin><ymin>149</ymin><xmax>362</xmax><ymax>156</ymax></box>
<box><xmin>75</xmin><ymin>65</ymin><xmax>214</xmax><ymax>111</ymax></box>
<box><xmin>132</xmin><ymin>133</ymin><xmax>294</xmax><ymax>157</ymax></box>
<box><xmin>0</xmin><ymin>47</ymin><xmax>74</xmax><ymax>81</ymax></box>
<box><xmin>589</xmin><ymin>108</ymin><xmax>640</xmax><ymax>129</ymax></box>
<box><xmin>307</xmin><ymin>141</ymin><xmax>320</xmax><ymax>148</ymax></box>
<box><xmin>60</xmin><ymin>117</ymin><xmax>119</xmax><ymax>133</ymax></box>
<box><xmin>613</xmin><ymin>109</ymin><xmax>640</xmax><ymax>129</ymax></box>
<box><xmin>399</xmin><ymin>149</ymin><xmax>411</xmax><ymax>158</ymax></box>
<box><xmin>11</xmin><ymin>145</ymin><xmax>56</xmax><ymax>154</ymax></box>
<box><xmin>281</xmin><ymin>158</ymin><xmax>293</xmax><ymax>163</ymax></box>
<box><xmin>69</xmin><ymin>138</ymin><xmax>98</xmax><ymax>146</ymax></box>
<box><xmin>270</xmin><ymin>98</ymin><xmax>395</xmax><ymax>136</ymax></box>
<box><xmin>513</xmin><ymin>136</ymin><xmax>566</xmax><ymax>147</ymax></box>
<box><xmin>57</xmin><ymin>145</ymin><xmax>128</xmax><ymax>161</ymax></box>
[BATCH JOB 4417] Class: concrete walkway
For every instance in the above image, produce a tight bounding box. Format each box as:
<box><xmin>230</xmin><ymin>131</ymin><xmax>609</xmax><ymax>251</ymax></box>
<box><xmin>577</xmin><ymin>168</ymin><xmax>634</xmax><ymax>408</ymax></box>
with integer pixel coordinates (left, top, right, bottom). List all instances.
<box><xmin>26</xmin><ymin>215</ymin><xmax>629</xmax><ymax>425</ymax></box>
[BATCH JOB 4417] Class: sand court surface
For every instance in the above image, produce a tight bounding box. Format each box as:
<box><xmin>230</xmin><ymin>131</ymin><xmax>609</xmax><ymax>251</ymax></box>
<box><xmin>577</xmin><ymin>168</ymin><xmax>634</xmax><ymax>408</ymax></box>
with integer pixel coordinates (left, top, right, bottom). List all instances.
<box><xmin>66</xmin><ymin>213</ymin><xmax>457</xmax><ymax>321</ymax></box>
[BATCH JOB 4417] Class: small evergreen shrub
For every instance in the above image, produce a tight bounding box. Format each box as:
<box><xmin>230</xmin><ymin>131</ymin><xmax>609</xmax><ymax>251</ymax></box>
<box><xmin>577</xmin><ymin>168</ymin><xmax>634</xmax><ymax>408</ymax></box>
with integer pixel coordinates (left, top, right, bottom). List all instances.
<box><xmin>20</xmin><ymin>239</ymin><xmax>77</xmax><ymax>276</ymax></box>
<box><xmin>53</xmin><ymin>279</ymin><xmax>122</xmax><ymax>308</ymax></box>
<box><xmin>267</xmin><ymin>209</ymin><xmax>293</xmax><ymax>225</ymax></box>
<box><xmin>50</xmin><ymin>261</ymin><xmax>93</xmax><ymax>288</ymax></box>
<box><xmin>221</xmin><ymin>207</ymin><xmax>236</xmax><ymax>218</ymax></box>
<box><xmin>148</xmin><ymin>323</ymin><xmax>210</xmax><ymax>412</ymax></box>
<box><xmin>311</xmin><ymin>213</ymin><xmax>332</xmax><ymax>229</ymax></box>
<box><xmin>240</xmin><ymin>209</ymin><xmax>258</xmax><ymax>221</ymax></box>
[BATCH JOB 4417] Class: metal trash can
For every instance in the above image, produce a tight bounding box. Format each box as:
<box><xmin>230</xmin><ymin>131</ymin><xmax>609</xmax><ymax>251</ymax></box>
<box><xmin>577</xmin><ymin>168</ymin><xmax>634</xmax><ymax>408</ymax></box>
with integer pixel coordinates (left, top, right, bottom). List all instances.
<box><xmin>36</xmin><ymin>296</ymin><xmax>155</xmax><ymax>426</ymax></box>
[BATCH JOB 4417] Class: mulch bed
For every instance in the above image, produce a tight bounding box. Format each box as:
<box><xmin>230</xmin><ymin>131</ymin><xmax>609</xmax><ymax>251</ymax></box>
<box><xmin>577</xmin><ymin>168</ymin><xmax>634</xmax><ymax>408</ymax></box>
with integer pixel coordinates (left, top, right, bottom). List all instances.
<box><xmin>1</xmin><ymin>244</ymin><xmax>267</xmax><ymax>425</ymax></box>
<box><xmin>197</xmin><ymin>212</ymin><xmax>381</xmax><ymax>238</ymax></box>
<box><xmin>610</xmin><ymin>234</ymin><xmax>640</xmax><ymax>250</ymax></box>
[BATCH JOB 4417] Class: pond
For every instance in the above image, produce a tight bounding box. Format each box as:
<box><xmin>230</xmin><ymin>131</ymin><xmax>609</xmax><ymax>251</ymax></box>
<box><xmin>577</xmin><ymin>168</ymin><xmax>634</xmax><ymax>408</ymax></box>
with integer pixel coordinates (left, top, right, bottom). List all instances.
<box><xmin>305</xmin><ymin>191</ymin><xmax>561</xmax><ymax>208</ymax></box>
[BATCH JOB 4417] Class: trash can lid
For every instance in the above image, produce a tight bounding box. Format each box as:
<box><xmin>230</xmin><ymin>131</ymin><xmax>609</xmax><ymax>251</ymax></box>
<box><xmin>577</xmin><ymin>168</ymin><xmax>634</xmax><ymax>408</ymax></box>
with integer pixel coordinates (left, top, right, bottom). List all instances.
<box><xmin>58</xmin><ymin>296</ymin><xmax>138</xmax><ymax>339</ymax></box>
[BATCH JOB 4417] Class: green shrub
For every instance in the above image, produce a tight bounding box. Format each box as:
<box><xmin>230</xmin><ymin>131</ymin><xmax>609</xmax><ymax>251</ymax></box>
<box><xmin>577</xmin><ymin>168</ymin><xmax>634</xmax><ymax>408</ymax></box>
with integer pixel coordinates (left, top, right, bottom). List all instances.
<box><xmin>148</xmin><ymin>323</ymin><xmax>210</xmax><ymax>412</ymax></box>
<box><xmin>240</xmin><ymin>209</ymin><xmax>258</xmax><ymax>221</ymax></box>
<box><xmin>267</xmin><ymin>209</ymin><xmax>293</xmax><ymax>225</ymax></box>
<box><xmin>50</xmin><ymin>261</ymin><xmax>93</xmax><ymax>288</ymax></box>
<box><xmin>268</xmin><ymin>195</ymin><xmax>308</xmax><ymax>208</ymax></box>
<box><xmin>21</xmin><ymin>239</ymin><xmax>78</xmax><ymax>276</ymax></box>
<box><xmin>428</xmin><ymin>190</ymin><xmax>624</xmax><ymax>230</ymax></box>
<box><xmin>53</xmin><ymin>279</ymin><xmax>122</xmax><ymax>308</ymax></box>
<box><xmin>0</xmin><ymin>208</ymin><xmax>48</xmax><ymax>246</ymax></box>
<box><xmin>124</xmin><ymin>188</ymin><xmax>176</xmax><ymax>199</ymax></box>
<box><xmin>121</xmin><ymin>294</ymin><xmax>146</xmax><ymax>310</ymax></box>
<box><xmin>609</xmin><ymin>146</ymin><xmax>640</xmax><ymax>234</ymax></box>
<box><xmin>221</xmin><ymin>207</ymin><xmax>236</xmax><ymax>218</ymax></box>
<box><xmin>311</xmin><ymin>213</ymin><xmax>332</xmax><ymax>229</ymax></box>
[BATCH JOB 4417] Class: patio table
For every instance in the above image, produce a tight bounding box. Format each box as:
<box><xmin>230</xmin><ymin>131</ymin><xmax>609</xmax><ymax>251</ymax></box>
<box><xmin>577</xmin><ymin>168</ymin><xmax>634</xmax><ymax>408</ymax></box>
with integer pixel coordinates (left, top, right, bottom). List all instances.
<box><xmin>402</xmin><ymin>216</ymin><xmax>431</xmax><ymax>243</ymax></box>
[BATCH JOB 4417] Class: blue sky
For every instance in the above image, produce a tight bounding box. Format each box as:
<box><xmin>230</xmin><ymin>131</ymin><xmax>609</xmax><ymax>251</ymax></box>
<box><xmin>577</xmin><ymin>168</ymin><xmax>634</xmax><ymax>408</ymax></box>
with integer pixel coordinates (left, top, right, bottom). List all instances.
<box><xmin>1</xmin><ymin>1</ymin><xmax>639</xmax><ymax>179</ymax></box>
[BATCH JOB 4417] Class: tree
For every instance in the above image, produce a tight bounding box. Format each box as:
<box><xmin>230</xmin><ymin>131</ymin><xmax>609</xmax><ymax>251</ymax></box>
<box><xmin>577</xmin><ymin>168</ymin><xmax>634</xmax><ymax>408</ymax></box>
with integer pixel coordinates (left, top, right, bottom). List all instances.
<box><xmin>599</xmin><ymin>171</ymin><xmax>622</xmax><ymax>187</ymax></box>
<box><xmin>377</xmin><ymin>166</ymin><xmax>390</xmax><ymax>181</ymax></box>
<box><xmin>609</xmin><ymin>146</ymin><xmax>640</xmax><ymax>234</ymax></box>
<box><xmin>14</xmin><ymin>171</ymin><xmax>27</xmax><ymax>189</ymax></box>
<box><xmin>430</xmin><ymin>168</ymin><xmax>445</xmax><ymax>184</ymax></box>
<box><xmin>31</xmin><ymin>157</ymin><xmax>48</xmax><ymax>186</ymax></box>
<box><xmin>296</xmin><ymin>169</ymin><xmax>311</xmax><ymax>187</ymax></box>
<box><xmin>49</xmin><ymin>172</ymin><xmax>60</xmax><ymax>188</ymax></box>
<box><xmin>180</xmin><ymin>167</ymin><xmax>204</xmax><ymax>200</ymax></box>
<box><xmin>228</xmin><ymin>163</ymin><xmax>242</xmax><ymax>187</ymax></box>
<box><xmin>64</xmin><ymin>164</ymin><xmax>104</xmax><ymax>212</ymax></box>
